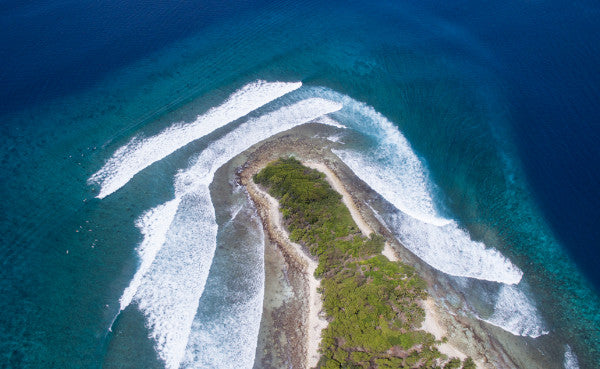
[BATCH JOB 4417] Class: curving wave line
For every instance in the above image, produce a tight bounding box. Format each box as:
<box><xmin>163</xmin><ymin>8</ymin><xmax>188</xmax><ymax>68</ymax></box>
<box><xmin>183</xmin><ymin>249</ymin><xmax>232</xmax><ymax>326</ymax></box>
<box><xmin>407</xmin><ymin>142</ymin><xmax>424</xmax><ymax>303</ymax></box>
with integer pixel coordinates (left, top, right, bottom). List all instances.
<box><xmin>134</xmin><ymin>188</ymin><xmax>218</xmax><ymax>369</ymax></box>
<box><xmin>181</xmin><ymin>208</ymin><xmax>265</xmax><ymax>369</ymax></box>
<box><xmin>563</xmin><ymin>345</ymin><xmax>580</xmax><ymax>369</ymax></box>
<box><xmin>119</xmin><ymin>198</ymin><xmax>181</xmax><ymax>312</ymax></box>
<box><xmin>483</xmin><ymin>284</ymin><xmax>548</xmax><ymax>338</ymax></box>
<box><xmin>334</xmin><ymin>148</ymin><xmax>449</xmax><ymax>227</ymax></box>
<box><xmin>88</xmin><ymin>80</ymin><xmax>302</xmax><ymax>199</ymax></box>
<box><xmin>306</xmin><ymin>86</ymin><xmax>451</xmax><ymax>227</ymax></box>
<box><xmin>363</xmin><ymin>198</ymin><xmax>523</xmax><ymax>284</ymax></box>
<box><xmin>119</xmin><ymin>97</ymin><xmax>342</xmax><ymax>369</ymax></box>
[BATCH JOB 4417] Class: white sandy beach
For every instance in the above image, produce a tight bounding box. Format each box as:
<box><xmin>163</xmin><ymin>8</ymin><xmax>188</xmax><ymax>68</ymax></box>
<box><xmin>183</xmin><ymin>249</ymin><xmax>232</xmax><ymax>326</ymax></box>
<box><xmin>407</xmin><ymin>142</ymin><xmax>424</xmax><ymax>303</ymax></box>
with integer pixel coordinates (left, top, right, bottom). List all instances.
<box><xmin>305</xmin><ymin>161</ymin><xmax>474</xmax><ymax>366</ymax></box>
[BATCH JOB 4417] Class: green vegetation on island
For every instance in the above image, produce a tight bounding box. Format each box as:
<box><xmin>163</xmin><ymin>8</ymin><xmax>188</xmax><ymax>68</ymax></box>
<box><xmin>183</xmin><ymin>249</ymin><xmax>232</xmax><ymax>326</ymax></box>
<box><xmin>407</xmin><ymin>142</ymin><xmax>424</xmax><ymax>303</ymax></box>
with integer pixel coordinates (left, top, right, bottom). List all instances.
<box><xmin>254</xmin><ymin>158</ymin><xmax>474</xmax><ymax>369</ymax></box>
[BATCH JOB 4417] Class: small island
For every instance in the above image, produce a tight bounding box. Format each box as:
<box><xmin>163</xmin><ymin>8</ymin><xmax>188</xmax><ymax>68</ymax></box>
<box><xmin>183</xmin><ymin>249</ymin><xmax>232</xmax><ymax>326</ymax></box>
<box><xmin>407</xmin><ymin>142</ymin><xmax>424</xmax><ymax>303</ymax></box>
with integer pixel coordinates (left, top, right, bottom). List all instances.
<box><xmin>249</xmin><ymin>157</ymin><xmax>475</xmax><ymax>369</ymax></box>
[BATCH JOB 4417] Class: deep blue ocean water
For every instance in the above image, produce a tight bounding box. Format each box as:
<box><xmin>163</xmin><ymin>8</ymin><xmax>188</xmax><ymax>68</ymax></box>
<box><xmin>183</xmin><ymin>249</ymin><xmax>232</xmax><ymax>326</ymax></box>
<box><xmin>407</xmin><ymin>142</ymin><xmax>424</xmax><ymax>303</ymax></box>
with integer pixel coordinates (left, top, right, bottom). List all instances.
<box><xmin>1</xmin><ymin>0</ymin><xmax>599</xmax><ymax>368</ymax></box>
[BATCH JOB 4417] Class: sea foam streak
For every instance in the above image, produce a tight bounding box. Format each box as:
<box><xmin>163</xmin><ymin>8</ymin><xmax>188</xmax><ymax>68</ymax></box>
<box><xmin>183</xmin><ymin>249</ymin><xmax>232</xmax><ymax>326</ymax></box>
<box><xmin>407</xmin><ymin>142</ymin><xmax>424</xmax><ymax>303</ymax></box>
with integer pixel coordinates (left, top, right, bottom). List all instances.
<box><xmin>182</xmin><ymin>291</ymin><xmax>264</xmax><ymax>369</ymax></box>
<box><xmin>306</xmin><ymin>87</ymin><xmax>449</xmax><ymax>226</ymax></box>
<box><xmin>119</xmin><ymin>199</ymin><xmax>181</xmax><ymax>311</ymax></box>
<box><xmin>134</xmin><ymin>189</ymin><xmax>218</xmax><ymax>369</ymax></box>
<box><xmin>563</xmin><ymin>345</ymin><xmax>580</xmax><ymax>369</ymax></box>
<box><xmin>89</xmin><ymin>80</ymin><xmax>302</xmax><ymax>198</ymax></box>
<box><xmin>121</xmin><ymin>97</ymin><xmax>342</xmax><ymax>369</ymax></box>
<box><xmin>372</xmin><ymin>203</ymin><xmax>523</xmax><ymax>284</ymax></box>
<box><xmin>181</xmin><ymin>207</ymin><xmax>265</xmax><ymax>369</ymax></box>
<box><xmin>483</xmin><ymin>284</ymin><xmax>548</xmax><ymax>338</ymax></box>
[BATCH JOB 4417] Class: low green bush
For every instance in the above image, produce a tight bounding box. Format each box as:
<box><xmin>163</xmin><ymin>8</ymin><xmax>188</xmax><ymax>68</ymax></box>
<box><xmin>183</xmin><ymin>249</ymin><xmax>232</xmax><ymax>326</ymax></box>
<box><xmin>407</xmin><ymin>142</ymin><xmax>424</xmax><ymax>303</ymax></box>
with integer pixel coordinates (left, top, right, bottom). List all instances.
<box><xmin>255</xmin><ymin>158</ymin><xmax>456</xmax><ymax>368</ymax></box>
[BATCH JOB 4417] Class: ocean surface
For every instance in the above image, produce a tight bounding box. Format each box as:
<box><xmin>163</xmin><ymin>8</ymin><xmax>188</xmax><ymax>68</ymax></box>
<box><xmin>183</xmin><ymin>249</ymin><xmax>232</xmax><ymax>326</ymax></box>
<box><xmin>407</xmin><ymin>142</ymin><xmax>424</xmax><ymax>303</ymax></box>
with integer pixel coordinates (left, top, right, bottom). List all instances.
<box><xmin>1</xmin><ymin>0</ymin><xmax>599</xmax><ymax>368</ymax></box>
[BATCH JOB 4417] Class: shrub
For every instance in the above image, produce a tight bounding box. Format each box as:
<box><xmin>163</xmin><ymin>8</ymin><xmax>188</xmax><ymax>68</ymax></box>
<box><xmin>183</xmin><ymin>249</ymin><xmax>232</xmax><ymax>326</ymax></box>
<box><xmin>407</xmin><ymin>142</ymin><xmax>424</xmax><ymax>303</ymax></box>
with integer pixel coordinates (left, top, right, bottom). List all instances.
<box><xmin>254</xmin><ymin>158</ymin><xmax>453</xmax><ymax>368</ymax></box>
<box><xmin>462</xmin><ymin>357</ymin><xmax>476</xmax><ymax>369</ymax></box>
<box><xmin>444</xmin><ymin>358</ymin><xmax>462</xmax><ymax>369</ymax></box>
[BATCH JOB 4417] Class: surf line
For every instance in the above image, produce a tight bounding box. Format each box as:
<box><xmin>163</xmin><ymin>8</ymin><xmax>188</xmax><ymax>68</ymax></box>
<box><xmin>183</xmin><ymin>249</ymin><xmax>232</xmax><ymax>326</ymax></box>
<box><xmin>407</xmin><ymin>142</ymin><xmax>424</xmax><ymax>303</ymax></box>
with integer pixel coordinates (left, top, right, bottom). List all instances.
<box><xmin>101</xmin><ymin>80</ymin><xmax>300</xmax><ymax>334</ymax></box>
<box><xmin>111</xmin><ymin>98</ymin><xmax>342</xmax><ymax>369</ymax></box>
<box><xmin>117</xmin><ymin>97</ymin><xmax>343</xmax><ymax>314</ymax></box>
<box><xmin>88</xmin><ymin>80</ymin><xmax>302</xmax><ymax>199</ymax></box>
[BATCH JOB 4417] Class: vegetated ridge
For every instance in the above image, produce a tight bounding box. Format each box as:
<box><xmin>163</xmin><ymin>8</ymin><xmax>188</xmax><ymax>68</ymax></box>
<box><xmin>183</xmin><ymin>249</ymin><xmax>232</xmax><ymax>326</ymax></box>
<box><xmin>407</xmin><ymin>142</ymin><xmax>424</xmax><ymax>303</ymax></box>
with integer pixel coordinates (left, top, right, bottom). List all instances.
<box><xmin>254</xmin><ymin>157</ymin><xmax>475</xmax><ymax>369</ymax></box>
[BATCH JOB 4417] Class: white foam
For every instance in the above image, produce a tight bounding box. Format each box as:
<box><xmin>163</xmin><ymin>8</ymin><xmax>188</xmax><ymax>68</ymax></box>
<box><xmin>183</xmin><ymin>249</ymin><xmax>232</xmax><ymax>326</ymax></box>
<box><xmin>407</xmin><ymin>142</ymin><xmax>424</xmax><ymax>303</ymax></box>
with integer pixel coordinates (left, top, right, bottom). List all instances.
<box><xmin>182</xmin><ymin>291</ymin><xmax>265</xmax><ymax>369</ymax></box>
<box><xmin>334</xmin><ymin>149</ymin><xmax>449</xmax><ymax>227</ymax></box>
<box><xmin>306</xmin><ymin>86</ymin><xmax>449</xmax><ymax>226</ymax></box>
<box><xmin>382</xmin><ymin>208</ymin><xmax>522</xmax><ymax>284</ymax></box>
<box><xmin>181</xmin><ymin>213</ymin><xmax>265</xmax><ymax>369</ymax></box>
<box><xmin>134</xmin><ymin>188</ymin><xmax>218</xmax><ymax>369</ymax></box>
<box><xmin>483</xmin><ymin>284</ymin><xmax>548</xmax><ymax>338</ymax></box>
<box><xmin>118</xmin><ymin>96</ymin><xmax>341</xmax><ymax>369</ymax></box>
<box><xmin>89</xmin><ymin>80</ymin><xmax>302</xmax><ymax>198</ymax></box>
<box><xmin>316</xmin><ymin>115</ymin><xmax>346</xmax><ymax>129</ymax></box>
<box><xmin>327</xmin><ymin>134</ymin><xmax>344</xmax><ymax>143</ymax></box>
<box><xmin>119</xmin><ymin>198</ymin><xmax>181</xmax><ymax>312</ymax></box>
<box><xmin>564</xmin><ymin>345</ymin><xmax>580</xmax><ymax>369</ymax></box>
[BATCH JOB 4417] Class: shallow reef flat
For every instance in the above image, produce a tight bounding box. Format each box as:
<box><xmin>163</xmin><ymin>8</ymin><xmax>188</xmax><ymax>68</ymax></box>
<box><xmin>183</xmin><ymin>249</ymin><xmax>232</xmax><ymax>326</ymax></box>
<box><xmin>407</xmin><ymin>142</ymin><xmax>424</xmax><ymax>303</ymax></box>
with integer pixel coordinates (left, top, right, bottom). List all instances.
<box><xmin>232</xmin><ymin>123</ymin><xmax>561</xmax><ymax>369</ymax></box>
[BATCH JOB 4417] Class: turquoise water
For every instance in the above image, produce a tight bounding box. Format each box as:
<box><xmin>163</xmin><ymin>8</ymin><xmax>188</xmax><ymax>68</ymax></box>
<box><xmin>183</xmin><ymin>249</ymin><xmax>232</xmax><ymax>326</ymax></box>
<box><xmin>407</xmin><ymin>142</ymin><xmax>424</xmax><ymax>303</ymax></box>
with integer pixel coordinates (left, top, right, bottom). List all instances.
<box><xmin>1</xmin><ymin>0</ymin><xmax>599</xmax><ymax>368</ymax></box>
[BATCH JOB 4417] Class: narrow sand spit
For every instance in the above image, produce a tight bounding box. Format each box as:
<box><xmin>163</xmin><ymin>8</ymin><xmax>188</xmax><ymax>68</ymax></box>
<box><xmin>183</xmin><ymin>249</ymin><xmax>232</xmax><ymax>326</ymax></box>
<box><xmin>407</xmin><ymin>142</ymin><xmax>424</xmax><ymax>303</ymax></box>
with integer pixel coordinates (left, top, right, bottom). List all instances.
<box><xmin>304</xmin><ymin>162</ymin><xmax>397</xmax><ymax>261</ymax></box>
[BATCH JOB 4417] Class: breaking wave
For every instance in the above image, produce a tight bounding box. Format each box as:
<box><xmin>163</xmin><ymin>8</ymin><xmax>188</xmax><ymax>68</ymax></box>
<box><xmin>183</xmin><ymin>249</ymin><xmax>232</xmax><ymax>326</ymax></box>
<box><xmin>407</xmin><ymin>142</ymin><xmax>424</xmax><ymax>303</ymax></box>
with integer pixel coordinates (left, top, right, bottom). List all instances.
<box><xmin>89</xmin><ymin>80</ymin><xmax>302</xmax><ymax>198</ymax></box>
<box><xmin>181</xmin><ymin>207</ymin><xmax>265</xmax><ymax>369</ymax></box>
<box><xmin>96</xmin><ymin>80</ymin><xmax>543</xmax><ymax>366</ymax></box>
<box><xmin>369</xmin><ymin>200</ymin><xmax>523</xmax><ymax>284</ymax></box>
<box><xmin>563</xmin><ymin>345</ymin><xmax>580</xmax><ymax>369</ymax></box>
<box><xmin>483</xmin><ymin>284</ymin><xmax>548</xmax><ymax>338</ymax></box>
<box><xmin>113</xmin><ymin>94</ymin><xmax>341</xmax><ymax>368</ymax></box>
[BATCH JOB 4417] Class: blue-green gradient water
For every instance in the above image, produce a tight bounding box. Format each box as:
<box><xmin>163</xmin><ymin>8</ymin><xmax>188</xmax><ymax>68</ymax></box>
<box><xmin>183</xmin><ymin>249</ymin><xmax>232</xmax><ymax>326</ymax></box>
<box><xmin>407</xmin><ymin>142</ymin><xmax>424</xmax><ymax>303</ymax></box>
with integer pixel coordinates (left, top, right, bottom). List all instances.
<box><xmin>1</xmin><ymin>0</ymin><xmax>599</xmax><ymax>368</ymax></box>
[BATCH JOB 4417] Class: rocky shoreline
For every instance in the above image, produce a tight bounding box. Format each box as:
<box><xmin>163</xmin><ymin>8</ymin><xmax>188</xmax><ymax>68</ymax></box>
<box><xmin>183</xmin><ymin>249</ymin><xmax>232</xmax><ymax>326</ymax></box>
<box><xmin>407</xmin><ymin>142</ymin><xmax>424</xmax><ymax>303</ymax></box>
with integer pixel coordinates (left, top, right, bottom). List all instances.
<box><xmin>234</xmin><ymin>123</ymin><xmax>552</xmax><ymax>369</ymax></box>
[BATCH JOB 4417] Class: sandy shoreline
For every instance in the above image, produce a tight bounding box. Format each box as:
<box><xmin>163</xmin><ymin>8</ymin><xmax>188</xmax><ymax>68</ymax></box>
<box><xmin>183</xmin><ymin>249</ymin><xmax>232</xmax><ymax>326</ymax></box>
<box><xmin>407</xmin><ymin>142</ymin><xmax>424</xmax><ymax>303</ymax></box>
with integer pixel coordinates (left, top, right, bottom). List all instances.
<box><xmin>254</xmin><ymin>183</ymin><xmax>327</xmax><ymax>368</ymax></box>
<box><xmin>306</xmin><ymin>161</ymin><xmax>473</xmax><ymax>365</ymax></box>
<box><xmin>234</xmin><ymin>125</ymin><xmax>557</xmax><ymax>369</ymax></box>
<box><xmin>243</xmin><ymin>149</ymin><xmax>473</xmax><ymax>367</ymax></box>
<box><xmin>241</xmin><ymin>161</ymin><xmax>325</xmax><ymax>368</ymax></box>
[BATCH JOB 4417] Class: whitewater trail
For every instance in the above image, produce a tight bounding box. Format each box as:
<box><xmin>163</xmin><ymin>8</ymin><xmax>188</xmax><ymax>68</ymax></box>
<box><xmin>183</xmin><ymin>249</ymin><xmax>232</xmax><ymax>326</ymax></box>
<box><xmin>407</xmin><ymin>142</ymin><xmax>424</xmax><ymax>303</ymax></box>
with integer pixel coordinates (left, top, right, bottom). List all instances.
<box><xmin>180</xmin><ymin>207</ymin><xmax>265</xmax><ymax>369</ymax></box>
<box><xmin>119</xmin><ymin>199</ymin><xmax>181</xmax><ymax>312</ymax></box>
<box><xmin>483</xmin><ymin>284</ymin><xmax>548</xmax><ymax>338</ymax></box>
<box><xmin>305</xmin><ymin>85</ymin><xmax>524</xmax><ymax>285</ymax></box>
<box><xmin>114</xmin><ymin>97</ymin><xmax>342</xmax><ymax>369</ymax></box>
<box><xmin>88</xmin><ymin>80</ymin><xmax>302</xmax><ymax>199</ymax></box>
<box><xmin>564</xmin><ymin>345</ymin><xmax>580</xmax><ymax>369</ymax></box>
<box><xmin>303</xmin><ymin>86</ymin><xmax>451</xmax><ymax>227</ymax></box>
<box><xmin>369</xmin><ymin>204</ymin><xmax>523</xmax><ymax>285</ymax></box>
<box><xmin>93</xmin><ymin>81</ymin><xmax>546</xmax><ymax>367</ymax></box>
<box><xmin>134</xmin><ymin>188</ymin><xmax>218</xmax><ymax>369</ymax></box>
